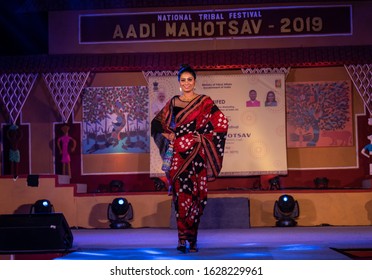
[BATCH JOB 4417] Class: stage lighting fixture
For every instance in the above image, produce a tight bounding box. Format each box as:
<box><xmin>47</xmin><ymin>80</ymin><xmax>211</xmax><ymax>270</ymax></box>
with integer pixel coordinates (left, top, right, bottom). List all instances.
<box><xmin>109</xmin><ymin>180</ymin><xmax>124</xmax><ymax>192</ymax></box>
<box><xmin>273</xmin><ymin>194</ymin><xmax>299</xmax><ymax>227</ymax></box>
<box><xmin>30</xmin><ymin>199</ymin><xmax>54</xmax><ymax>214</ymax></box>
<box><xmin>107</xmin><ymin>197</ymin><xmax>133</xmax><ymax>229</ymax></box>
<box><xmin>153</xmin><ymin>177</ymin><xmax>166</xmax><ymax>191</ymax></box>
<box><xmin>269</xmin><ymin>176</ymin><xmax>281</xmax><ymax>190</ymax></box>
<box><xmin>314</xmin><ymin>177</ymin><xmax>329</xmax><ymax>189</ymax></box>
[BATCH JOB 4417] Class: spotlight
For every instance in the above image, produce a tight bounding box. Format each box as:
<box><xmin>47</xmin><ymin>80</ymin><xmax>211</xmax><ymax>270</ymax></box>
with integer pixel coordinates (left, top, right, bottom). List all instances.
<box><xmin>153</xmin><ymin>177</ymin><xmax>166</xmax><ymax>191</ymax></box>
<box><xmin>273</xmin><ymin>194</ymin><xmax>299</xmax><ymax>227</ymax></box>
<box><xmin>107</xmin><ymin>197</ymin><xmax>133</xmax><ymax>229</ymax></box>
<box><xmin>30</xmin><ymin>199</ymin><xmax>54</xmax><ymax>214</ymax></box>
<box><xmin>269</xmin><ymin>176</ymin><xmax>281</xmax><ymax>190</ymax></box>
<box><xmin>314</xmin><ymin>177</ymin><xmax>329</xmax><ymax>189</ymax></box>
<box><xmin>109</xmin><ymin>180</ymin><xmax>124</xmax><ymax>192</ymax></box>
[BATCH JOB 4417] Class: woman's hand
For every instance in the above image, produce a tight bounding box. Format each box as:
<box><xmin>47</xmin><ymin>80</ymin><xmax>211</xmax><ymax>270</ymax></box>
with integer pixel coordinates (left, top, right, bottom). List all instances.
<box><xmin>162</xmin><ymin>132</ymin><xmax>175</xmax><ymax>142</ymax></box>
<box><xmin>193</xmin><ymin>132</ymin><xmax>201</xmax><ymax>142</ymax></box>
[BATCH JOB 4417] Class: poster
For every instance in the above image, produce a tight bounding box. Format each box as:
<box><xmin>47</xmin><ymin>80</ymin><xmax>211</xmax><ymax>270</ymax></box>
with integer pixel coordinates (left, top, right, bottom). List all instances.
<box><xmin>149</xmin><ymin>73</ymin><xmax>287</xmax><ymax>177</ymax></box>
<box><xmin>286</xmin><ymin>81</ymin><xmax>352</xmax><ymax>148</ymax></box>
<box><xmin>81</xmin><ymin>86</ymin><xmax>149</xmax><ymax>174</ymax></box>
<box><xmin>82</xmin><ymin>86</ymin><xmax>149</xmax><ymax>155</ymax></box>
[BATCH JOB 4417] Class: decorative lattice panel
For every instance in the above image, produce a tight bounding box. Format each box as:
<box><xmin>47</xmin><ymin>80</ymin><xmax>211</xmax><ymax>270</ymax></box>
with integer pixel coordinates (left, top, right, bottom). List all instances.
<box><xmin>0</xmin><ymin>73</ymin><xmax>38</xmax><ymax>124</ymax></box>
<box><xmin>42</xmin><ymin>72</ymin><xmax>90</xmax><ymax>123</ymax></box>
<box><xmin>345</xmin><ymin>64</ymin><xmax>372</xmax><ymax>115</ymax></box>
<box><xmin>241</xmin><ymin>67</ymin><xmax>291</xmax><ymax>79</ymax></box>
<box><xmin>142</xmin><ymin>70</ymin><xmax>178</xmax><ymax>84</ymax></box>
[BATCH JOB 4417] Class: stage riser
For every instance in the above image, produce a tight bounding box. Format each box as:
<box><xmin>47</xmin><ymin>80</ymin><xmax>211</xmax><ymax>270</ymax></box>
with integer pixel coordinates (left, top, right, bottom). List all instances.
<box><xmin>170</xmin><ymin>197</ymin><xmax>250</xmax><ymax>229</ymax></box>
<box><xmin>1</xmin><ymin>177</ymin><xmax>372</xmax><ymax>228</ymax></box>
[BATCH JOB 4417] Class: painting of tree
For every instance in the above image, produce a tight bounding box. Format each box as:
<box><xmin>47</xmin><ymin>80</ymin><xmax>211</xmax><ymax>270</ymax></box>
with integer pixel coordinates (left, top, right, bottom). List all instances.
<box><xmin>82</xmin><ymin>86</ymin><xmax>149</xmax><ymax>154</ymax></box>
<box><xmin>286</xmin><ymin>81</ymin><xmax>352</xmax><ymax>147</ymax></box>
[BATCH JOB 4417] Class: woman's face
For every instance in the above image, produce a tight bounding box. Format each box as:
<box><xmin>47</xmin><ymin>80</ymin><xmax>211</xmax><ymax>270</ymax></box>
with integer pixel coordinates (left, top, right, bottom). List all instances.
<box><xmin>267</xmin><ymin>92</ymin><xmax>275</xmax><ymax>101</ymax></box>
<box><xmin>179</xmin><ymin>72</ymin><xmax>195</xmax><ymax>93</ymax></box>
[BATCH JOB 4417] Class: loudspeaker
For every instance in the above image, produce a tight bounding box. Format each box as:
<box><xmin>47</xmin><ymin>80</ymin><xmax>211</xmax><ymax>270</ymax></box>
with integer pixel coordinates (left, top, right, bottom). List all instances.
<box><xmin>0</xmin><ymin>213</ymin><xmax>73</xmax><ymax>252</ymax></box>
<box><xmin>27</xmin><ymin>174</ymin><xmax>39</xmax><ymax>187</ymax></box>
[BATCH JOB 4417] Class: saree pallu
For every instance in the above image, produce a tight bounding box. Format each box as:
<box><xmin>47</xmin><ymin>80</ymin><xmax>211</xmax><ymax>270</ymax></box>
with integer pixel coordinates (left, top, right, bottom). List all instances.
<box><xmin>151</xmin><ymin>95</ymin><xmax>228</xmax><ymax>242</ymax></box>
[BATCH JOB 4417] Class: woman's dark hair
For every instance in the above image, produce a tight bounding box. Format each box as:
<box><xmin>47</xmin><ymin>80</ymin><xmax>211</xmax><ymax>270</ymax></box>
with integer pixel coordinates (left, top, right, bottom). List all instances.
<box><xmin>178</xmin><ymin>64</ymin><xmax>196</xmax><ymax>81</ymax></box>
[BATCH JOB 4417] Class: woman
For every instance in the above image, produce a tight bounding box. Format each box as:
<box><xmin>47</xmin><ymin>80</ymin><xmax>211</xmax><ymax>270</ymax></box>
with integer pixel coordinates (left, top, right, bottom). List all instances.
<box><xmin>151</xmin><ymin>64</ymin><xmax>228</xmax><ymax>253</ymax></box>
<box><xmin>264</xmin><ymin>91</ymin><xmax>277</xmax><ymax>107</ymax></box>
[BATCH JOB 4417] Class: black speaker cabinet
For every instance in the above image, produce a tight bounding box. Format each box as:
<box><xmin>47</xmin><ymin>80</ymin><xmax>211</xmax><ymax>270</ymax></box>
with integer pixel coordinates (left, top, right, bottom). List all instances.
<box><xmin>0</xmin><ymin>213</ymin><xmax>73</xmax><ymax>252</ymax></box>
<box><xmin>27</xmin><ymin>174</ymin><xmax>39</xmax><ymax>187</ymax></box>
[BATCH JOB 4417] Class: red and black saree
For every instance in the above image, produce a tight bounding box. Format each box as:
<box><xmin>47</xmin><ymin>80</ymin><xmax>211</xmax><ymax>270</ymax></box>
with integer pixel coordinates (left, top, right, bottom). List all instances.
<box><xmin>151</xmin><ymin>94</ymin><xmax>228</xmax><ymax>243</ymax></box>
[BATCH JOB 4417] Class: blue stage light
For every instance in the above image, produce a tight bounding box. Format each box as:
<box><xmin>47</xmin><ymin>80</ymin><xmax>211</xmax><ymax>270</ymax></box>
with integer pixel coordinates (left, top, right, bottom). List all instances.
<box><xmin>274</xmin><ymin>194</ymin><xmax>299</xmax><ymax>227</ymax></box>
<box><xmin>30</xmin><ymin>199</ymin><xmax>54</xmax><ymax>214</ymax></box>
<box><xmin>108</xmin><ymin>197</ymin><xmax>133</xmax><ymax>229</ymax></box>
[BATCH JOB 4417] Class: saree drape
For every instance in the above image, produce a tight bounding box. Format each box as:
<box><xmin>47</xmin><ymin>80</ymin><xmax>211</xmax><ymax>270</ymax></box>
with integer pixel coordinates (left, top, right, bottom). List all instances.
<box><xmin>151</xmin><ymin>94</ymin><xmax>228</xmax><ymax>242</ymax></box>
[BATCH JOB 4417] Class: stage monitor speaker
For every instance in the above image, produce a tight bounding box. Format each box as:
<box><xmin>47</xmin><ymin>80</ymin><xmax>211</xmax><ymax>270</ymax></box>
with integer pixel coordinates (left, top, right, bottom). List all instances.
<box><xmin>27</xmin><ymin>174</ymin><xmax>39</xmax><ymax>187</ymax></box>
<box><xmin>0</xmin><ymin>213</ymin><xmax>73</xmax><ymax>252</ymax></box>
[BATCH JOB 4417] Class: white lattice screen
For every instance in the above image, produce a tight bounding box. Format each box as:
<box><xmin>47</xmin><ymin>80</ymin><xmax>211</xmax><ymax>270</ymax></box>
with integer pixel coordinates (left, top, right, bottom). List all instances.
<box><xmin>142</xmin><ymin>70</ymin><xmax>178</xmax><ymax>84</ymax></box>
<box><xmin>0</xmin><ymin>73</ymin><xmax>38</xmax><ymax>124</ymax></box>
<box><xmin>42</xmin><ymin>72</ymin><xmax>90</xmax><ymax>123</ymax></box>
<box><xmin>143</xmin><ymin>69</ymin><xmax>292</xmax><ymax>82</ymax></box>
<box><xmin>345</xmin><ymin>64</ymin><xmax>372</xmax><ymax>115</ymax></box>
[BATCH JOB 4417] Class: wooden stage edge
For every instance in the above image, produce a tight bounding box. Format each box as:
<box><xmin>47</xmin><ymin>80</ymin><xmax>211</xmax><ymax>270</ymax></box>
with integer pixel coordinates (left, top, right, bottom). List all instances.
<box><xmin>1</xmin><ymin>175</ymin><xmax>372</xmax><ymax>229</ymax></box>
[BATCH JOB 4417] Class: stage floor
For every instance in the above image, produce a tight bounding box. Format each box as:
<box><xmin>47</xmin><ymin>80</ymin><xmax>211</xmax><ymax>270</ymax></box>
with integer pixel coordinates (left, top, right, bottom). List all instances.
<box><xmin>54</xmin><ymin>226</ymin><xmax>372</xmax><ymax>260</ymax></box>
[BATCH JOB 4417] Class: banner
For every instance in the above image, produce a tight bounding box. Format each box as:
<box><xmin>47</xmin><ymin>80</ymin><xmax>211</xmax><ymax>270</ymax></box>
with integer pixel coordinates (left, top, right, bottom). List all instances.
<box><xmin>149</xmin><ymin>74</ymin><xmax>287</xmax><ymax>177</ymax></box>
<box><xmin>79</xmin><ymin>5</ymin><xmax>352</xmax><ymax>43</ymax></box>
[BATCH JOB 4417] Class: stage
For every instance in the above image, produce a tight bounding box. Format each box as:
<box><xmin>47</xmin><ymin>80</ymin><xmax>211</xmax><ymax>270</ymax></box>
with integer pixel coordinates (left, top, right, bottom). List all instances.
<box><xmin>2</xmin><ymin>226</ymin><xmax>371</xmax><ymax>260</ymax></box>
<box><xmin>1</xmin><ymin>176</ymin><xmax>372</xmax><ymax>260</ymax></box>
